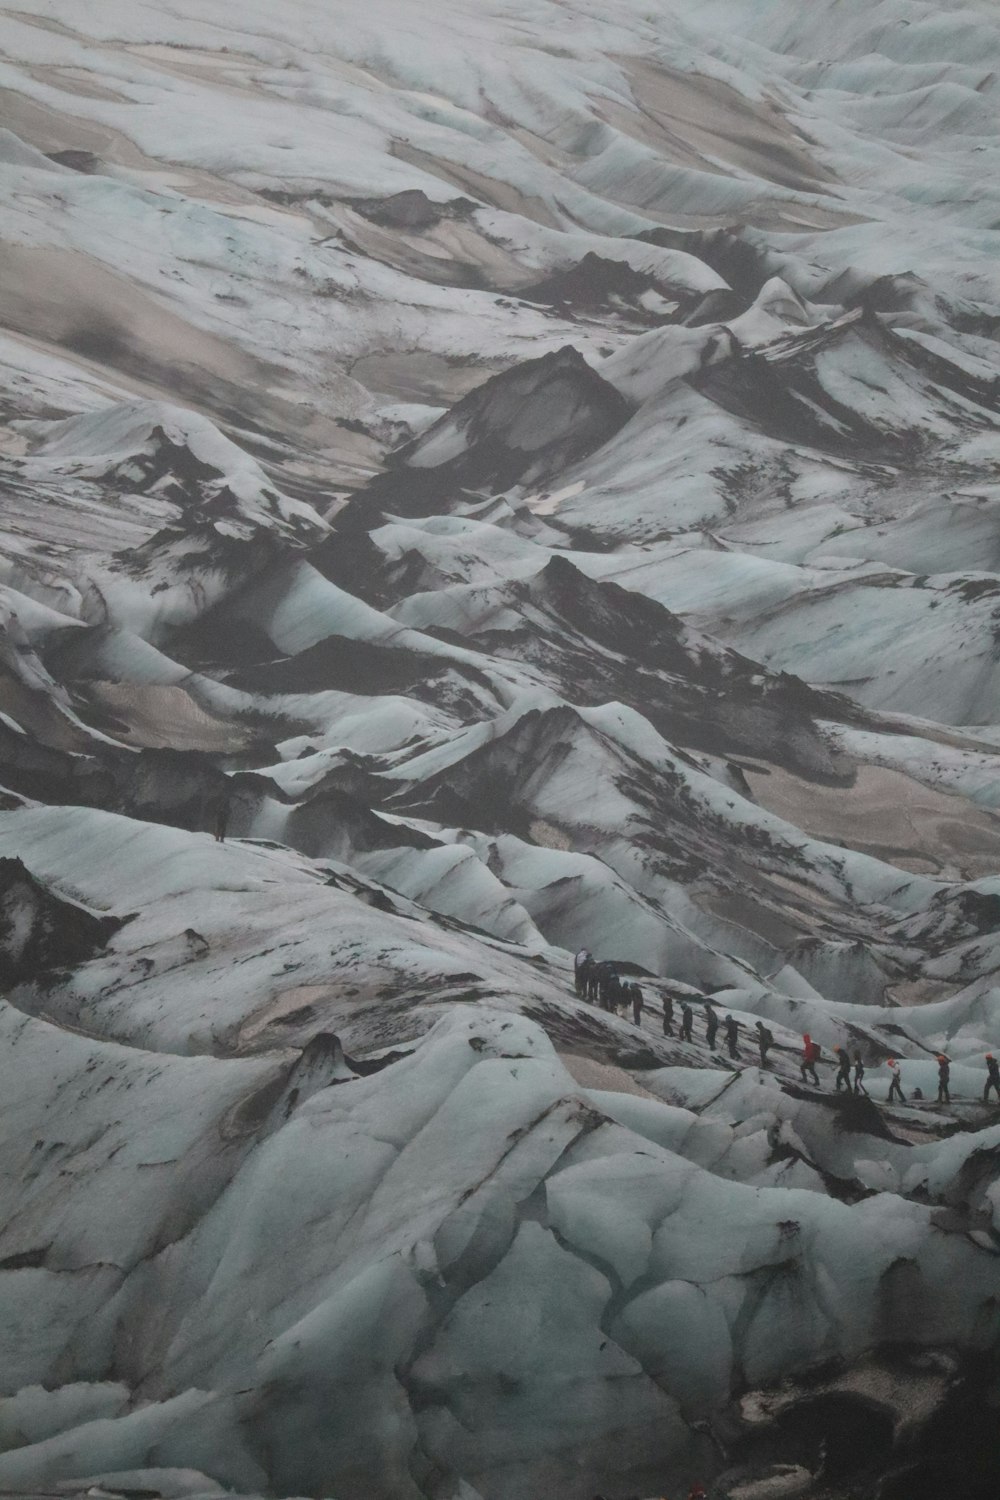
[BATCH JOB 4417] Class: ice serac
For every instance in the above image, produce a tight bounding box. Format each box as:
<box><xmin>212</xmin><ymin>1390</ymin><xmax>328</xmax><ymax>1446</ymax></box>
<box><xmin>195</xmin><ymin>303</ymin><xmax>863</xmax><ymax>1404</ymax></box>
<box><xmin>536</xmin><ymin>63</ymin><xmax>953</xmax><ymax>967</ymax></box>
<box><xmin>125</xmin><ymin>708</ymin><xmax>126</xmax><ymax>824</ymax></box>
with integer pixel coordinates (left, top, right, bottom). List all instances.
<box><xmin>340</xmin><ymin>346</ymin><xmax>633</xmax><ymax>525</ymax></box>
<box><xmin>3</xmin><ymin>1</ymin><xmax>1000</xmax><ymax>1498</ymax></box>
<box><xmin>0</xmin><ymin>856</ymin><xmax>125</xmax><ymax>986</ymax></box>
<box><xmin>394</xmin><ymin>552</ymin><xmax>855</xmax><ymax>778</ymax></box>
<box><xmin>690</xmin><ymin>307</ymin><xmax>1000</xmax><ymax>460</ymax></box>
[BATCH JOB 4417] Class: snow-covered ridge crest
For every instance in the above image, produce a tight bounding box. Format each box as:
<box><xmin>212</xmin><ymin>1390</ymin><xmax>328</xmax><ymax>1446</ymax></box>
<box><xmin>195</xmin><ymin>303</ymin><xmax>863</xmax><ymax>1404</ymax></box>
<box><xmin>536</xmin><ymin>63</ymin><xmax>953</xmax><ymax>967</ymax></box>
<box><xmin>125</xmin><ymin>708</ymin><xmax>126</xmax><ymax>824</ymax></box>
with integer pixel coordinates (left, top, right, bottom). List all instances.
<box><xmin>19</xmin><ymin>401</ymin><xmax>329</xmax><ymax>544</ymax></box>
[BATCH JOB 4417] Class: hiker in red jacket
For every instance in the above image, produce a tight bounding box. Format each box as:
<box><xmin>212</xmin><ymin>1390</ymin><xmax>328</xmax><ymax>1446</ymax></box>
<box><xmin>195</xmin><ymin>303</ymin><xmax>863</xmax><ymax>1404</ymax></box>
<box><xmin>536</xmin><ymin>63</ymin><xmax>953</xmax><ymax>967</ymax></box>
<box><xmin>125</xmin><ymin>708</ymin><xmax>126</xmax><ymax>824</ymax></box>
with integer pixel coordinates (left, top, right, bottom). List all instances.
<box><xmin>800</xmin><ymin>1033</ymin><xmax>820</xmax><ymax>1086</ymax></box>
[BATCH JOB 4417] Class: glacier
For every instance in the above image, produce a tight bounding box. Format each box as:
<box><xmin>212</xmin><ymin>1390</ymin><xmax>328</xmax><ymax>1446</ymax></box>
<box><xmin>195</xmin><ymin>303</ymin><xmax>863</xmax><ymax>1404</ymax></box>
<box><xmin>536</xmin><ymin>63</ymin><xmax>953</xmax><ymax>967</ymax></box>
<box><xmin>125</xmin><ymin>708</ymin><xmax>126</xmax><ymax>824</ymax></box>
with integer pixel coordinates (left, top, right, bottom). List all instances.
<box><xmin>2</xmin><ymin>1</ymin><xmax>1000</xmax><ymax>1497</ymax></box>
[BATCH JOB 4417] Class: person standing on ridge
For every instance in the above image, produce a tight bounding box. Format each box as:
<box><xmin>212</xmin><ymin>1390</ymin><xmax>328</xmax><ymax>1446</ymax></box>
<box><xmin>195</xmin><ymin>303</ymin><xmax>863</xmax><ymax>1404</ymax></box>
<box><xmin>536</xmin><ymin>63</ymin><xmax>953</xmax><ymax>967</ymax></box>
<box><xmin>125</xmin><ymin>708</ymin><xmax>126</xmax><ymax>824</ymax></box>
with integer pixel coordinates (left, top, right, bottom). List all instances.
<box><xmin>583</xmin><ymin>956</ymin><xmax>596</xmax><ymax>1002</ymax></box>
<box><xmin>937</xmin><ymin>1054</ymin><xmax>951</xmax><ymax>1105</ymax></box>
<box><xmin>680</xmin><ymin>1001</ymin><xmax>693</xmax><ymax>1042</ymax></box>
<box><xmin>632</xmin><ymin>983</ymin><xmax>644</xmax><ymax>1027</ymax></box>
<box><xmin>834</xmin><ymin>1047</ymin><xmax>852</xmax><ymax>1092</ymax></box>
<box><xmin>663</xmin><ymin>994</ymin><xmax>674</xmax><ymax>1036</ymax></box>
<box><xmin>886</xmin><ymin>1057</ymin><xmax>906</xmax><ymax>1104</ymax></box>
<box><xmin>853</xmin><ymin>1052</ymin><xmax>868</xmax><ymax>1096</ymax></box>
<box><xmin>724</xmin><ymin>1013</ymin><xmax>740</xmax><ymax>1060</ymax></box>
<box><xmin>800</xmin><ymin>1033</ymin><xmax>820</xmax><ymax>1086</ymax></box>
<box><xmin>755</xmin><ymin>1019</ymin><xmax>773</xmax><ymax>1068</ymax></box>
<box><xmin>212</xmin><ymin>788</ymin><xmax>232</xmax><ymax>843</ymax></box>
<box><xmin>704</xmin><ymin>1003</ymin><xmax>719</xmax><ymax>1051</ymax></box>
<box><xmin>574</xmin><ymin>950</ymin><xmax>591</xmax><ymax>999</ymax></box>
<box><xmin>985</xmin><ymin>1053</ymin><xmax>1000</xmax><ymax>1103</ymax></box>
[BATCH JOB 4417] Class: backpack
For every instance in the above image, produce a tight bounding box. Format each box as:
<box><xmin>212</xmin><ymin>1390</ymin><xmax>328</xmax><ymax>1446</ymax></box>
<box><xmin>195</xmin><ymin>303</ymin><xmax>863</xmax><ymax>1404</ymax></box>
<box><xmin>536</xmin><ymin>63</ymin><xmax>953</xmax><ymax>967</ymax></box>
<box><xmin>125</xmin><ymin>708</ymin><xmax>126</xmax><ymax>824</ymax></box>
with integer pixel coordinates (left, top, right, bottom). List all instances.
<box><xmin>807</xmin><ymin>1040</ymin><xmax>821</xmax><ymax>1063</ymax></box>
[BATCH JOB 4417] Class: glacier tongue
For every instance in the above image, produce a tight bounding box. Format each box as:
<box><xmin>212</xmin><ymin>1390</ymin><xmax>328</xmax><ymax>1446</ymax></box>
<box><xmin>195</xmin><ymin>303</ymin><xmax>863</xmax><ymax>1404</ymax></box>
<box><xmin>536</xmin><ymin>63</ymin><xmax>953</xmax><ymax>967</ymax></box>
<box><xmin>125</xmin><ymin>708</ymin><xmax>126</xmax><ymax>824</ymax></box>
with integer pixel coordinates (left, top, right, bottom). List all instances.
<box><xmin>3</xmin><ymin>1</ymin><xmax>1000</xmax><ymax>1498</ymax></box>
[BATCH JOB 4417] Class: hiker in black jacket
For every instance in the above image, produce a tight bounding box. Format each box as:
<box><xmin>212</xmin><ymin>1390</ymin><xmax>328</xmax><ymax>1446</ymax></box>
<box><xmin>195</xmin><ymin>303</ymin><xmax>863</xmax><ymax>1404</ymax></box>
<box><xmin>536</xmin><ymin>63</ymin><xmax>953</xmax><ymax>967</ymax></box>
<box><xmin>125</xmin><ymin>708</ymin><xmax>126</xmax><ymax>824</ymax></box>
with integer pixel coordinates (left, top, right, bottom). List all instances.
<box><xmin>985</xmin><ymin>1054</ymin><xmax>1000</xmax><ymax>1103</ymax></box>
<box><xmin>724</xmin><ymin>1014</ymin><xmax>739</xmax><ymax>1060</ymax></box>
<box><xmin>853</xmin><ymin>1053</ymin><xmax>868</xmax><ymax>1096</ymax></box>
<box><xmin>936</xmin><ymin>1054</ymin><xmax>951</xmax><ymax>1105</ymax></box>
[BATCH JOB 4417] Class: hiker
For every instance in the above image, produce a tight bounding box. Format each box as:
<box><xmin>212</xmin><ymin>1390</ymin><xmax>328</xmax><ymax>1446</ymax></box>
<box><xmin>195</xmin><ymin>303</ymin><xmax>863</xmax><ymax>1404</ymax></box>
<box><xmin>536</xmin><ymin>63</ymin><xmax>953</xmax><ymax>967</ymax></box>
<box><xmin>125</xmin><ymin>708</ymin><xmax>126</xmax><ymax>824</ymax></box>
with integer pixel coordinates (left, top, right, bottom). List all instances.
<box><xmin>834</xmin><ymin>1046</ymin><xmax>852</xmax><ymax>1092</ymax></box>
<box><xmin>574</xmin><ymin>950</ymin><xmax>592</xmax><ymax>999</ymax></box>
<box><xmin>663</xmin><ymin>994</ymin><xmax>675</xmax><ymax>1036</ymax></box>
<box><xmin>755</xmin><ymin>1019</ymin><xmax>773</xmax><ymax>1067</ymax></box>
<box><xmin>213</xmin><ymin>791</ymin><xmax>231</xmax><ymax>842</ymax></box>
<box><xmin>632</xmin><ymin>983</ymin><xmax>644</xmax><ymax>1027</ymax></box>
<box><xmin>724</xmin><ymin>1013</ymin><xmax>739</xmax><ymax>1060</ymax></box>
<box><xmin>704</xmin><ymin>1003</ymin><xmax>719</xmax><ymax>1050</ymax></box>
<box><xmin>595</xmin><ymin>964</ymin><xmax>608</xmax><ymax>1009</ymax></box>
<box><xmin>582</xmin><ymin>956</ymin><xmax>596</xmax><ymax>1002</ymax></box>
<box><xmin>937</xmin><ymin>1054</ymin><xmax>951</xmax><ymax>1105</ymax></box>
<box><xmin>853</xmin><ymin>1052</ymin><xmax>868</xmax><ymax>1096</ymax></box>
<box><xmin>587</xmin><ymin>962</ymin><xmax>601</xmax><ymax>1004</ymax></box>
<box><xmin>886</xmin><ymin>1057</ymin><xmax>906</xmax><ymax>1104</ymax></box>
<box><xmin>985</xmin><ymin>1053</ymin><xmax>1000</xmax><ymax>1103</ymax></box>
<box><xmin>680</xmin><ymin>1002</ymin><xmax>693</xmax><ymax>1042</ymax></box>
<box><xmin>800</xmin><ymin>1033</ymin><xmax>820</xmax><ymax>1086</ymax></box>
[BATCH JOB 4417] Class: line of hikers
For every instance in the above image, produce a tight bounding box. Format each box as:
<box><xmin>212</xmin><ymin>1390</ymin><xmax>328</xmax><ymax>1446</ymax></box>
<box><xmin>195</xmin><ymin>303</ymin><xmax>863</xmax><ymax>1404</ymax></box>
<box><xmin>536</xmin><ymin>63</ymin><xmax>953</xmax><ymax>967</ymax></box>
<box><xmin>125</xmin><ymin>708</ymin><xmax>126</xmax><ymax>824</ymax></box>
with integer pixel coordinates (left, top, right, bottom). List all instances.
<box><xmin>574</xmin><ymin>953</ymin><xmax>1000</xmax><ymax>1105</ymax></box>
<box><xmin>575</xmin><ymin>952</ymin><xmax>647</xmax><ymax>1026</ymax></box>
<box><xmin>820</xmin><ymin>1038</ymin><xmax>999</xmax><ymax>1103</ymax></box>
<box><xmin>576</xmin><ymin>953</ymin><xmax>771</xmax><ymax>1065</ymax></box>
<box><xmin>868</xmin><ymin>1049</ymin><xmax>999</xmax><ymax>1105</ymax></box>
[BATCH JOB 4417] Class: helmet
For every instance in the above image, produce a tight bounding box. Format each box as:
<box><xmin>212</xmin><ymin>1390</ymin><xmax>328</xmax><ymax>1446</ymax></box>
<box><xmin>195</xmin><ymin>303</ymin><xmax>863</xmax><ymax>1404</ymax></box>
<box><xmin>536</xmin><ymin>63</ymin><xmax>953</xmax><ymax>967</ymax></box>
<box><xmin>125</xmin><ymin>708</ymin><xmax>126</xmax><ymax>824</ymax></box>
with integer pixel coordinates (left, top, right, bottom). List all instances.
<box><xmin>937</xmin><ymin>1054</ymin><xmax>947</xmax><ymax>1063</ymax></box>
<box><xmin>887</xmin><ymin>1058</ymin><xmax>895</xmax><ymax>1066</ymax></box>
<box><xmin>987</xmin><ymin>1054</ymin><xmax>995</xmax><ymax>1061</ymax></box>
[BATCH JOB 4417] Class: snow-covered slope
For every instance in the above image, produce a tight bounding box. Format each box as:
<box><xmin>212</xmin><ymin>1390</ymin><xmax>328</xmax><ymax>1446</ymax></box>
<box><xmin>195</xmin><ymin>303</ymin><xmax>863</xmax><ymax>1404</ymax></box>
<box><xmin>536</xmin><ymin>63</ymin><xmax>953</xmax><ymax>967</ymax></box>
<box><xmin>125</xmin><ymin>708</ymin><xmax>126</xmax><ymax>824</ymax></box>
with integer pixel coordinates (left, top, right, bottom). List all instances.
<box><xmin>3</xmin><ymin>3</ymin><xmax>1000</xmax><ymax>1499</ymax></box>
